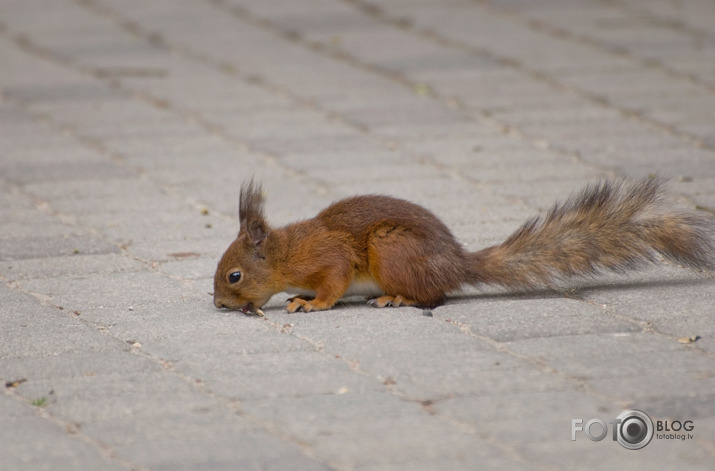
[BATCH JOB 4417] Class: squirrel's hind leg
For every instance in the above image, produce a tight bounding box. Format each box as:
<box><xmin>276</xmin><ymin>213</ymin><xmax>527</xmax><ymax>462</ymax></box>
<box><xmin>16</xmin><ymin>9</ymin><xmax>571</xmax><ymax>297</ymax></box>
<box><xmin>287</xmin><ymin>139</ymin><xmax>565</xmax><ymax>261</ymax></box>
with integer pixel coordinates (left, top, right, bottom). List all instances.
<box><xmin>367</xmin><ymin>295</ymin><xmax>418</xmax><ymax>308</ymax></box>
<box><xmin>366</xmin><ymin>227</ymin><xmax>457</xmax><ymax>308</ymax></box>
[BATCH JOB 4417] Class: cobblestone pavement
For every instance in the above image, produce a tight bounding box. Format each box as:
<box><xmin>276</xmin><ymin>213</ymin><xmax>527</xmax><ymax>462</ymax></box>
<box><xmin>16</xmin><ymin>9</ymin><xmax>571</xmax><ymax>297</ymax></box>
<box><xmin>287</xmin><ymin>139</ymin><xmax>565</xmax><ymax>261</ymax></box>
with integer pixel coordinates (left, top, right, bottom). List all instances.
<box><xmin>1</xmin><ymin>0</ymin><xmax>714</xmax><ymax>469</ymax></box>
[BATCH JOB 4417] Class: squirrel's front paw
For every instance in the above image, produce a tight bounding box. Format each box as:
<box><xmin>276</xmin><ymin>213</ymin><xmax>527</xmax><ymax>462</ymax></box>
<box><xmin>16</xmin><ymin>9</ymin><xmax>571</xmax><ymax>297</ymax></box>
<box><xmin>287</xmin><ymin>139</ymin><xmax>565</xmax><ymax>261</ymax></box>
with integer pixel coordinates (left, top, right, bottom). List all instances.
<box><xmin>285</xmin><ymin>297</ymin><xmax>336</xmax><ymax>313</ymax></box>
<box><xmin>286</xmin><ymin>297</ymin><xmax>314</xmax><ymax>313</ymax></box>
<box><xmin>285</xmin><ymin>295</ymin><xmax>313</xmax><ymax>304</ymax></box>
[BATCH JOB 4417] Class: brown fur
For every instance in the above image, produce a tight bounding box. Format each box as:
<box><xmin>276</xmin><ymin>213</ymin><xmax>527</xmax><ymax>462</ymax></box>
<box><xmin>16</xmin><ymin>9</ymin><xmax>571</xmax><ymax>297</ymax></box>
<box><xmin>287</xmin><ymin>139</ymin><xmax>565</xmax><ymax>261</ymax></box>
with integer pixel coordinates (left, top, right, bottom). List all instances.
<box><xmin>213</xmin><ymin>178</ymin><xmax>714</xmax><ymax>313</ymax></box>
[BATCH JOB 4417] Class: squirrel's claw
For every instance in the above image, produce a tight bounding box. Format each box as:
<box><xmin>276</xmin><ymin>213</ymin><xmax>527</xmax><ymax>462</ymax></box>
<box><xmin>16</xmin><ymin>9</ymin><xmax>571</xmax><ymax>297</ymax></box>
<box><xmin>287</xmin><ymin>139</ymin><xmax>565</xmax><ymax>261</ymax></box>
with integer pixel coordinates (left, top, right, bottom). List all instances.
<box><xmin>240</xmin><ymin>304</ymin><xmax>265</xmax><ymax>317</ymax></box>
<box><xmin>368</xmin><ymin>296</ymin><xmax>394</xmax><ymax>308</ymax></box>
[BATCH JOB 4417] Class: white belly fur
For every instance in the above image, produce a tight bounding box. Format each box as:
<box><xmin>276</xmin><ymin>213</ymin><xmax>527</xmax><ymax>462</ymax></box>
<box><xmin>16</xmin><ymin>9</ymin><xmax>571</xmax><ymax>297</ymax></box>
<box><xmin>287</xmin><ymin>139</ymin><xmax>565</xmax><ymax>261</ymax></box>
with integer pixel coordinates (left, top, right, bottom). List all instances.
<box><xmin>285</xmin><ymin>278</ymin><xmax>383</xmax><ymax>299</ymax></box>
<box><xmin>343</xmin><ymin>278</ymin><xmax>383</xmax><ymax>297</ymax></box>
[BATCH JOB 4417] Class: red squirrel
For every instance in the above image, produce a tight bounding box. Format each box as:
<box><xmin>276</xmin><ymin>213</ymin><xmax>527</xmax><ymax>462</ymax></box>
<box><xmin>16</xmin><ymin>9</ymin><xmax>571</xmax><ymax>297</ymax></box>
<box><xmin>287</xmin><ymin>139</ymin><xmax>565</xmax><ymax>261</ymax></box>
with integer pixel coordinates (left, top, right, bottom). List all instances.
<box><xmin>213</xmin><ymin>178</ymin><xmax>713</xmax><ymax>314</ymax></box>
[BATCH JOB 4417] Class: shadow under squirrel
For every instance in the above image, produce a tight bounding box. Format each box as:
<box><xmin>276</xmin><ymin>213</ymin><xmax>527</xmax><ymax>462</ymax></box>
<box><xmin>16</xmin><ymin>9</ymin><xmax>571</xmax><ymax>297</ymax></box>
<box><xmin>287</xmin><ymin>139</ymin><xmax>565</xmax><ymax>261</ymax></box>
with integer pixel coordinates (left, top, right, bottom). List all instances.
<box><xmin>213</xmin><ymin>177</ymin><xmax>713</xmax><ymax>314</ymax></box>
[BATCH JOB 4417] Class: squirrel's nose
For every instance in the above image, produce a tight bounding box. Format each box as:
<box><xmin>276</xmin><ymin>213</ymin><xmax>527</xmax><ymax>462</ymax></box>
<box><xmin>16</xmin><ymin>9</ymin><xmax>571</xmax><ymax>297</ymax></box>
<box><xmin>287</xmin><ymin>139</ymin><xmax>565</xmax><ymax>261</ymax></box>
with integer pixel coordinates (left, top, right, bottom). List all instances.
<box><xmin>213</xmin><ymin>297</ymin><xmax>225</xmax><ymax>309</ymax></box>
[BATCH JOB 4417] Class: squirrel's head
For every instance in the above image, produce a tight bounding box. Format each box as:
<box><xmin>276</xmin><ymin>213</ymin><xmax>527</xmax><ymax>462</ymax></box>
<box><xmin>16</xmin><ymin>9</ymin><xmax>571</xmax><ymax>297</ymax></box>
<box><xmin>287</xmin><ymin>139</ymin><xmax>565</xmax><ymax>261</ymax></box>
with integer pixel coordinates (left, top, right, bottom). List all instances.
<box><xmin>213</xmin><ymin>181</ymin><xmax>276</xmax><ymax>313</ymax></box>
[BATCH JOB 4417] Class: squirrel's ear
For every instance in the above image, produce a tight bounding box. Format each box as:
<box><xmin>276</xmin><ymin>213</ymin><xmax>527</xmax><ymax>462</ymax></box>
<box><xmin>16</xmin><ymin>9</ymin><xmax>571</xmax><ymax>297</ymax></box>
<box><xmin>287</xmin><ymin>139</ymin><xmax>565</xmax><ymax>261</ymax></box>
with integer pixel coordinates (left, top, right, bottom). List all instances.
<box><xmin>239</xmin><ymin>180</ymin><xmax>268</xmax><ymax>245</ymax></box>
<box><xmin>246</xmin><ymin>220</ymin><xmax>267</xmax><ymax>246</ymax></box>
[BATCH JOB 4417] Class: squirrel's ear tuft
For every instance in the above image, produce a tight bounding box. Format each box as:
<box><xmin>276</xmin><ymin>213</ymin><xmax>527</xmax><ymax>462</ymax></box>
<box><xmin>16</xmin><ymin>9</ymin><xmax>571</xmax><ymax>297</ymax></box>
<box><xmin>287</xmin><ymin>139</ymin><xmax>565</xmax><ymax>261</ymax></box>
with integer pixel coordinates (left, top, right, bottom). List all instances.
<box><xmin>239</xmin><ymin>180</ymin><xmax>267</xmax><ymax>245</ymax></box>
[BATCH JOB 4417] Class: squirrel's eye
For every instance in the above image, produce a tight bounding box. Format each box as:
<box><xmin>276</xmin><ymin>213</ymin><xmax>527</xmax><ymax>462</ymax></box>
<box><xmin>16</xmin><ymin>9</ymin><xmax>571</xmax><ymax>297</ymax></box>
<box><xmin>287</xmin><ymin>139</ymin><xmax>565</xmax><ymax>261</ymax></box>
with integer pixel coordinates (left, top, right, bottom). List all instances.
<box><xmin>228</xmin><ymin>271</ymin><xmax>242</xmax><ymax>284</ymax></box>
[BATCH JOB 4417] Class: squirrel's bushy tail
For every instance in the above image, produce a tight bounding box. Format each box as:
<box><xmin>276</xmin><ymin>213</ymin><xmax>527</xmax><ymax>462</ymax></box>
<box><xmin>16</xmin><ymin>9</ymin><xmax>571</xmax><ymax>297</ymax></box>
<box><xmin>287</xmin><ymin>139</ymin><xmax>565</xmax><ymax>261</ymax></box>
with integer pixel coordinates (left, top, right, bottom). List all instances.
<box><xmin>468</xmin><ymin>177</ymin><xmax>714</xmax><ymax>289</ymax></box>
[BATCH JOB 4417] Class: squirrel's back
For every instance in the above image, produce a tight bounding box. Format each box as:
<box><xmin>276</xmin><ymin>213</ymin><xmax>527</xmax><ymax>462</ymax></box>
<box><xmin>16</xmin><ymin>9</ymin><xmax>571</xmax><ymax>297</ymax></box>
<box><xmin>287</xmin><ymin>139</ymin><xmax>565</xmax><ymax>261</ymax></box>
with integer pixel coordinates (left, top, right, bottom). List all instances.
<box><xmin>316</xmin><ymin>194</ymin><xmax>463</xmax><ymax>251</ymax></box>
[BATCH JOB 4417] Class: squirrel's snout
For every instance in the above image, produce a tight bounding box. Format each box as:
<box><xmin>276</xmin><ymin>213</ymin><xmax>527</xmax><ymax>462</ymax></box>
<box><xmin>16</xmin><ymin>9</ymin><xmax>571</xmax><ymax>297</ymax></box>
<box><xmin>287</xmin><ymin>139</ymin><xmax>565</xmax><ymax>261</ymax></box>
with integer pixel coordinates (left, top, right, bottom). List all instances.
<box><xmin>212</xmin><ymin>296</ymin><xmax>257</xmax><ymax>314</ymax></box>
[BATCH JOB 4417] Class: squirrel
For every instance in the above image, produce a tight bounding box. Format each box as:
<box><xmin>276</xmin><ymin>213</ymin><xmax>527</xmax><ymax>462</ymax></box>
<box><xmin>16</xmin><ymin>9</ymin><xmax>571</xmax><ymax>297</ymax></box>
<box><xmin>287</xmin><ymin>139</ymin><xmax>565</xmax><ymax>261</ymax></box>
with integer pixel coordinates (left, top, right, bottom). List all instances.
<box><xmin>213</xmin><ymin>177</ymin><xmax>713</xmax><ymax>314</ymax></box>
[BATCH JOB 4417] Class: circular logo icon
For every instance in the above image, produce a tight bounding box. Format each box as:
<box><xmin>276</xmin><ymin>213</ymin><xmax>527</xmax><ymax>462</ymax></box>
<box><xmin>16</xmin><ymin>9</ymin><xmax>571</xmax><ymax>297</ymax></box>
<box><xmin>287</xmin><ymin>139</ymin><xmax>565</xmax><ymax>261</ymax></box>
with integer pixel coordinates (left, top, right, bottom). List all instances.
<box><xmin>615</xmin><ymin>409</ymin><xmax>653</xmax><ymax>450</ymax></box>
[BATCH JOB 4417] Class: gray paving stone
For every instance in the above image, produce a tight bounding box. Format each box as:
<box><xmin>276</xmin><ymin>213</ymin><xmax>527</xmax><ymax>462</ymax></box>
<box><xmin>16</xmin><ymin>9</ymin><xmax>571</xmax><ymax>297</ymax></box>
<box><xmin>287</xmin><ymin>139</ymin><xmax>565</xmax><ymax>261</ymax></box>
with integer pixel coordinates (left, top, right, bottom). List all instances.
<box><xmin>12</xmin><ymin>371</ymin><xmax>217</xmax><ymax>425</ymax></box>
<box><xmin>266</xmin><ymin>308</ymin><xmax>570</xmax><ymax>399</ymax></box>
<box><xmin>520</xmin><ymin>438</ymin><xmax>714</xmax><ymax>471</ymax></box>
<box><xmin>0</xmin><ymin>235</ymin><xmax>120</xmax><ymax>262</ymax></box>
<box><xmin>241</xmin><ymin>392</ymin><xmax>510</xmax><ymax>469</ymax></box>
<box><xmin>158</xmin><ymin>257</ymin><xmax>215</xmax><ymax>280</ymax></box>
<box><xmin>0</xmin><ymin>394</ymin><xmax>128</xmax><ymax>471</ymax></box>
<box><xmin>0</xmin><ymin>210</ymin><xmax>79</xmax><ymax>239</ymax></box>
<box><xmin>76</xmin><ymin>298</ymin><xmax>312</xmax><ymax>355</ymax></box>
<box><xmin>506</xmin><ymin>333</ymin><xmax>715</xmax><ymax>405</ymax></box>
<box><xmin>436</xmin><ymin>296</ymin><xmax>642</xmax><ymax>342</ymax></box>
<box><xmin>1</xmin><ymin>254</ymin><xmax>146</xmax><ymax>281</ymax></box>
<box><xmin>0</xmin><ymin>348</ymin><xmax>161</xmax><ymax>382</ymax></box>
<box><xmin>176</xmin><ymin>350</ymin><xmax>382</xmax><ymax>401</ymax></box>
<box><xmin>83</xmin><ymin>408</ymin><xmax>332</xmax><ymax>471</ymax></box>
<box><xmin>75</xmin><ymin>210</ymin><xmax>235</xmax><ymax>245</ymax></box>
<box><xmin>579</xmin><ymin>275</ymin><xmax>715</xmax><ymax>353</ymax></box>
<box><xmin>0</xmin><ymin>281</ymin><xmax>43</xmax><ymax>307</ymax></box>
<box><xmin>0</xmin><ymin>298</ymin><xmax>127</xmax><ymax>360</ymax></box>
<box><xmin>125</xmin><ymin>236</ymin><xmax>234</xmax><ymax>263</ymax></box>
<box><xmin>2</xmin><ymin>162</ymin><xmax>136</xmax><ymax>185</ymax></box>
<box><xmin>16</xmin><ymin>271</ymin><xmax>197</xmax><ymax>310</ymax></box>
